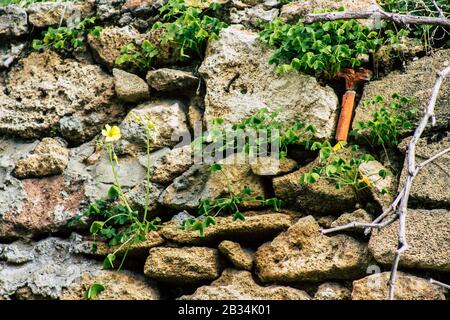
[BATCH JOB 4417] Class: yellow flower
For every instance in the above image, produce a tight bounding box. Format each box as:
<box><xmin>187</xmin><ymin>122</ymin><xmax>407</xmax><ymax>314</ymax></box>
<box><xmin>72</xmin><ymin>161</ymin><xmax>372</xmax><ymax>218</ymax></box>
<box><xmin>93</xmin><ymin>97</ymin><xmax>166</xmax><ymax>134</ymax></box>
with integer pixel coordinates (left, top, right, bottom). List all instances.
<box><xmin>361</xmin><ymin>175</ymin><xmax>372</xmax><ymax>186</ymax></box>
<box><xmin>333</xmin><ymin>141</ymin><xmax>347</xmax><ymax>152</ymax></box>
<box><xmin>102</xmin><ymin>124</ymin><xmax>121</xmax><ymax>142</ymax></box>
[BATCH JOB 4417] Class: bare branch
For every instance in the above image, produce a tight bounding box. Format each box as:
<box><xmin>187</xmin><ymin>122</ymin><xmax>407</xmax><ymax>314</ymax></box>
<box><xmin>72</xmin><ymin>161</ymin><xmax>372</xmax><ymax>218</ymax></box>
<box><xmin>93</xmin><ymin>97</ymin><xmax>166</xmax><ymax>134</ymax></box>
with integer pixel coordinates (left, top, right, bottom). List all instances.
<box><xmin>430</xmin><ymin>278</ymin><xmax>450</xmax><ymax>290</ymax></box>
<box><xmin>302</xmin><ymin>8</ymin><xmax>450</xmax><ymax>28</ymax></box>
<box><xmin>387</xmin><ymin>65</ymin><xmax>450</xmax><ymax>300</ymax></box>
<box><xmin>321</xmin><ymin>64</ymin><xmax>450</xmax><ymax>300</ymax></box>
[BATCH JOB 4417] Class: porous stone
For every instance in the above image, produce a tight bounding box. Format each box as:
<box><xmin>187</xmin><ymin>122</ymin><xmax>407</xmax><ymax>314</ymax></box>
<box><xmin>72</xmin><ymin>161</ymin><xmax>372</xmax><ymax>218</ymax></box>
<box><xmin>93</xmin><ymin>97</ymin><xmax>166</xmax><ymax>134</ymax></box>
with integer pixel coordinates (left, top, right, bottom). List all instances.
<box><xmin>250</xmin><ymin>157</ymin><xmax>297</xmax><ymax>176</ymax></box>
<box><xmin>273</xmin><ymin>158</ymin><xmax>358</xmax><ymax>215</ymax></box>
<box><xmin>61</xmin><ymin>270</ymin><xmax>160</xmax><ymax>300</ymax></box>
<box><xmin>159</xmin><ymin>156</ymin><xmax>267</xmax><ymax>210</ymax></box>
<box><xmin>0</xmin><ymin>5</ymin><xmax>28</xmax><ymax>37</ymax></box>
<box><xmin>146</xmin><ymin>68</ymin><xmax>199</xmax><ymax>92</ymax></box>
<box><xmin>179</xmin><ymin>269</ymin><xmax>311</xmax><ymax>300</ymax></box>
<box><xmin>314</xmin><ymin>283</ymin><xmax>351</xmax><ymax>300</ymax></box>
<box><xmin>138</xmin><ymin>145</ymin><xmax>193</xmax><ymax>184</ymax></box>
<box><xmin>144</xmin><ymin>247</ymin><xmax>222</xmax><ymax>284</ymax></box>
<box><xmin>369</xmin><ymin>209</ymin><xmax>450</xmax><ymax>271</ymax></box>
<box><xmin>113</xmin><ymin>68</ymin><xmax>150</xmax><ymax>103</ymax></box>
<box><xmin>119</xmin><ymin>99</ymin><xmax>189</xmax><ymax>154</ymax></box>
<box><xmin>398</xmin><ymin>134</ymin><xmax>450</xmax><ymax>209</ymax></box>
<box><xmin>27</xmin><ymin>1</ymin><xmax>94</xmax><ymax>28</ymax></box>
<box><xmin>0</xmin><ymin>51</ymin><xmax>124</xmax><ymax>145</ymax></box>
<box><xmin>354</xmin><ymin>49</ymin><xmax>450</xmax><ymax>134</ymax></box>
<box><xmin>73</xmin><ymin>232</ymin><xmax>165</xmax><ymax>258</ymax></box>
<box><xmin>199</xmin><ymin>25</ymin><xmax>339</xmax><ymax>140</ymax></box>
<box><xmin>218</xmin><ymin>240</ymin><xmax>254</xmax><ymax>270</ymax></box>
<box><xmin>280</xmin><ymin>0</ymin><xmax>379</xmax><ymax>23</ymax></box>
<box><xmin>14</xmin><ymin>138</ymin><xmax>69</xmax><ymax>179</ymax></box>
<box><xmin>125</xmin><ymin>181</ymin><xmax>165</xmax><ymax>215</ymax></box>
<box><xmin>159</xmin><ymin>212</ymin><xmax>293</xmax><ymax>245</ymax></box>
<box><xmin>88</xmin><ymin>25</ymin><xmax>143</xmax><ymax>69</ymax></box>
<box><xmin>0</xmin><ymin>237</ymin><xmax>101</xmax><ymax>299</ymax></box>
<box><xmin>230</xmin><ymin>5</ymin><xmax>279</xmax><ymax>28</ymax></box>
<box><xmin>358</xmin><ymin>160</ymin><xmax>395</xmax><ymax>210</ymax></box>
<box><xmin>330</xmin><ymin>209</ymin><xmax>373</xmax><ymax>234</ymax></box>
<box><xmin>0</xmin><ymin>41</ymin><xmax>25</xmax><ymax>69</ymax></box>
<box><xmin>255</xmin><ymin>216</ymin><xmax>372</xmax><ymax>282</ymax></box>
<box><xmin>352</xmin><ymin>272</ymin><xmax>446</xmax><ymax>300</ymax></box>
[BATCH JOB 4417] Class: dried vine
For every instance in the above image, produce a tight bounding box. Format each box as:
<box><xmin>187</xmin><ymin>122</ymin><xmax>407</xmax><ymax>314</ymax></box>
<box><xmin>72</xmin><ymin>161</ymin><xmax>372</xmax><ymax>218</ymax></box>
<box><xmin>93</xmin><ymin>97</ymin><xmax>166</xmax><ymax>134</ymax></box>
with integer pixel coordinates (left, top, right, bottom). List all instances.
<box><xmin>322</xmin><ymin>65</ymin><xmax>450</xmax><ymax>300</ymax></box>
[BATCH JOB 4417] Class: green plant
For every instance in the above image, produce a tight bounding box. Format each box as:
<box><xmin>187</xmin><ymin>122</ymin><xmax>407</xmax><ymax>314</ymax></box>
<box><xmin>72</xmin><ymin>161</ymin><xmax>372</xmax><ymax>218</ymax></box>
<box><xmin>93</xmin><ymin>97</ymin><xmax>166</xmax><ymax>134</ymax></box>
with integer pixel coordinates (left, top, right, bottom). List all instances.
<box><xmin>260</xmin><ymin>17</ymin><xmax>388</xmax><ymax>77</ymax></box>
<box><xmin>69</xmin><ymin>119</ymin><xmax>160</xmax><ymax>271</ymax></box>
<box><xmin>351</xmin><ymin>93</ymin><xmax>416</xmax><ymax>158</ymax></box>
<box><xmin>84</xmin><ymin>283</ymin><xmax>105</xmax><ymax>300</ymax></box>
<box><xmin>152</xmin><ymin>0</ymin><xmax>228</xmax><ymax>60</ymax></box>
<box><xmin>192</xmin><ymin>108</ymin><xmax>317</xmax><ymax>161</ymax></box>
<box><xmin>182</xmin><ymin>164</ymin><xmax>285</xmax><ymax>236</ymax></box>
<box><xmin>115</xmin><ymin>40</ymin><xmax>159</xmax><ymax>71</ymax></box>
<box><xmin>300</xmin><ymin>142</ymin><xmax>389</xmax><ymax>192</ymax></box>
<box><xmin>32</xmin><ymin>17</ymin><xmax>102</xmax><ymax>51</ymax></box>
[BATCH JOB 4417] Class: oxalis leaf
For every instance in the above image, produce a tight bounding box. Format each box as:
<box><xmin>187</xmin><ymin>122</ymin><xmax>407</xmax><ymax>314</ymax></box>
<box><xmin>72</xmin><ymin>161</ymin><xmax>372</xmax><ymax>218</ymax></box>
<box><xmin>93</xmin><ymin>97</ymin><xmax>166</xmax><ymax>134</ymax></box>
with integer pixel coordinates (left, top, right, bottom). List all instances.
<box><xmin>84</xmin><ymin>283</ymin><xmax>105</xmax><ymax>300</ymax></box>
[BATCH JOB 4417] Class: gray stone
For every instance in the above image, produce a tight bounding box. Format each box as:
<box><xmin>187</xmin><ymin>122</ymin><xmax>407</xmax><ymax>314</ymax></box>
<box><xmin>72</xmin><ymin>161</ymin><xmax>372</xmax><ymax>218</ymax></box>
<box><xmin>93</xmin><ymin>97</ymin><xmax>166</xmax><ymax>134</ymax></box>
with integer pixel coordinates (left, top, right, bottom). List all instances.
<box><xmin>0</xmin><ymin>51</ymin><xmax>124</xmax><ymax>145</ymax></box>
<box><xmin>125</xmin><ymin>181</ymin><xmax>164</xmax><ymax>215</ymax></box>
<box><xmin>144</xmin><ymin>247</ymin><xmax>222</xmax><ymax>284</ymax></box>
<box><xmin>218</xmin><ymin>240</ymin><xmax>254</xmax><ymax>270</ymax></box>
<box><xmin>352</xmin><ymin>272</ymin><xmax>446</xmax><ymax>300</ymax></box>
<box><xmin>179</xmin><ymin>269</ymin><xmax>311</xmax><ymax>300</ymax></box>
<box><xmin>331</xmin><ymin>209</ymin><xmax>373</xmax><ymax>234</ymax></box>
<box><xmin>14</xmin><ymin>138</ymin><xmax>69</xmax><ymax>179</ymax></box>
<box><xmin>369</xmin><ymin>209</ymin><xmax>450</xmax><ymax>271</ymax></box>
<box><xmin>255</xmin><ymin>216</ymin><xmax>372</xmax><ymax>282</ymax></box>
<box><xmin>27</xmin><ymin>1</ymin><xmax>94</xmax><ymax>28</ymax></box>
<box><xmin>88</xmin><ymin>25</ymin><xmax>143</xmax><ymax>69</ymax></box>
<box><xmin>398</xmin><ymin>134</ymin><xmax>450</xmax><ymax>209</ymax></box>
<box><xmin>119</xmin><ymin>99</ymin><xmax>189</xmax><ymax>154</ymax></box>
<box><xmin>113</xmin><ymin>68</ymin><xmax>150</xmax><ymax>103</ymax></box>
<box><xmin>199</xmin><ymin>25</ymin><xmax>339</xmax><ymax>140</ymax></box>
<box><xmin>0</xmin><ymin>5</ymin><xmax>28</xmax><ymax>37</ymax></box>
<box><xmin>280</xmin><ymin>0</ymin><xmax>379</xmax><ymax>23</ymax></box>
<box><xmin>146</xmin><ymin>68</ymin><xmax>199</xmax><ymax>92</ymax></box>
<box><xmin>273</xmin><ymin>157</ymin><xmax>358</xmax><ymax>215</ymax></box>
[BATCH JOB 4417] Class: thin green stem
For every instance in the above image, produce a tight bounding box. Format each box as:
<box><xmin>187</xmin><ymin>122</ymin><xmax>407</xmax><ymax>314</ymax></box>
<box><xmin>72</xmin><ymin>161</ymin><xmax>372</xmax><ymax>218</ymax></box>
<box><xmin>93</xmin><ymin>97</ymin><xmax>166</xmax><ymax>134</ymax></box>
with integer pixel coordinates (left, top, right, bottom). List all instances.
<box><xmin>143</xmin><ymin>128</ymin><xmax>152</xmax><ymax>229</ymax></box>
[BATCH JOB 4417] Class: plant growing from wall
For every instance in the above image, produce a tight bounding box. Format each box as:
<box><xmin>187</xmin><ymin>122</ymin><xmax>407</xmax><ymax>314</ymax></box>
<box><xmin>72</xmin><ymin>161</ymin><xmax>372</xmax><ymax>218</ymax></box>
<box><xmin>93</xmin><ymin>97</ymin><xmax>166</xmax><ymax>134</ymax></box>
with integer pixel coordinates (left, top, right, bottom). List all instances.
<box><xmin>299</xmin><ymin>141</ymin><xmax>390</xmax><ymax>193</ymax></box>
<box><xmin>191</xmin><ymin>108</ymin><xmax>317</xmax><ymax>160</ymax></box>
<box><xmin>32</xmin><ymin>17</ymin><xmax>102</xmax><ymax>51</ymax></box>
<box><xmin>115</xmin><ymin>0</ymin><xmax>228</xmax><ymax>71</ymax></box>
<box><xmin>70</xmin><ymin>117</ymin><xmax>160</xmax><ymax>273</ymax></box>
<box><xmin>153</xmin><ymin>0</ymin><xmax>228</xmax><ymax>60</ymax></box>
<box><xmin>259</xmin><ymin>15</ymin><xmax>413</xmax><ymax>78</ymax></box>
